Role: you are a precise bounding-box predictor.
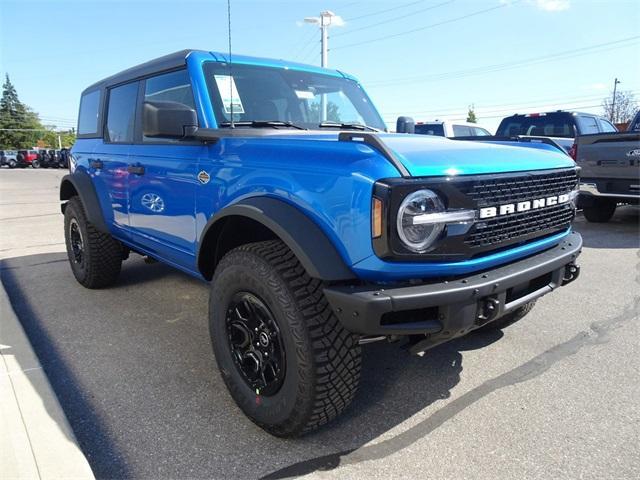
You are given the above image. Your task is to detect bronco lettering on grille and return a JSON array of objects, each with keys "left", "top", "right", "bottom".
[{"left": 479, "top": 193, "right": 570, "bottom": 219}]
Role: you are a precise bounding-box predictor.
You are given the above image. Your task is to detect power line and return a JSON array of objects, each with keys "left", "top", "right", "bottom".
[
  {"left": 343, "top": 0, "right": 426, "bottom": 22},
  {"left": 366, "top": 36, "right": 640, "bottom": 87},
  {"left": 333, "top": 0, "right": 455, "bottom": 38},
  {"left": 333, "top": 0, "right": 522, "bottom": 50}
]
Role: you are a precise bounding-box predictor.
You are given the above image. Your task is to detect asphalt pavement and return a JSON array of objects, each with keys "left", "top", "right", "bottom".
[{"left": 1, "top": 169, "right": 639, "bottom": 479}]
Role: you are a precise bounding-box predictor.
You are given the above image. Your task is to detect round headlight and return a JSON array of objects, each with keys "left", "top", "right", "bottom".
[{"left": 397, "top": 189, "right": 445, "bottom": 252}]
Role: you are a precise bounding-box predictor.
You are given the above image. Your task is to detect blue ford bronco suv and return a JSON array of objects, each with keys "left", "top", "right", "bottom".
[{"left": 61, "top": 50, "right": 582, "bottom": 436}]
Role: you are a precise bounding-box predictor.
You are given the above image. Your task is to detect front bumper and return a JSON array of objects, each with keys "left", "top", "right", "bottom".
[{"left": 324, "top": 232, "right": 582, "bottom": 348}]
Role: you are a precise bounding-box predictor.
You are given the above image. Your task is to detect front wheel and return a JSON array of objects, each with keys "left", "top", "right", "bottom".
[
  {"left": 63, "top": 197, "right": 124, "bottom": 288},
  {"left": 582, "top": 198, "right": 616, "bottom": 223},
  {"left": 209, "top": 240, "right": 362, "bottom": 437},
  {"left": 31, "top": 160, "right": 40, "bottom": 168},
  {"left": 8, "top": 160, "right": 17, "bottom": 168}
]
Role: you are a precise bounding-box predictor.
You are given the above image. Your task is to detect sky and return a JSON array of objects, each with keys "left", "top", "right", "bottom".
[{"left": 1, "top": 0, "right": 639, "bottom": 132}]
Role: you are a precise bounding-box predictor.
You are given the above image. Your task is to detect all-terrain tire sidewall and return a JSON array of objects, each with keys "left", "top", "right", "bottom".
[
  {"left": 31, "top": 160, "right": 40, "bottom": 168},
  {"left": 63, "top": 197, "right": 122, "bottom": 288},
  {"left": 210, "top": 253, "right": 314, "bottom": 432},
  {"left": 209, "top": 241, "right": 361, "bottom": 437},
  {"left": 9, "top": 160, "right": 16, "bottom": 168}
]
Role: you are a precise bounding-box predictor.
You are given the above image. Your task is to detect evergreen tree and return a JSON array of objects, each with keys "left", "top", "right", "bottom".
[
  {"left": 466, "top": 104, "right": 477, "bottom": 123},
  {"left": 0, "top": 74, "right": 43, "bottom": 148}
]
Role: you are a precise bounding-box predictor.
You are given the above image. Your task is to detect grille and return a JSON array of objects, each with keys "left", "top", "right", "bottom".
[
  {"left": 461, "top": 169, "right": 578, "bottom": 207},
  {"left": 466, "top": 204, "right": 574, "bottom": 248}
]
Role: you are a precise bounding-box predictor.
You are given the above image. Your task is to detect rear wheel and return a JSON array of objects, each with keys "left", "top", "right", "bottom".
[
  {"left": 485, "top": 300, "right": 536, "bottom": 330},
  {"left": 209, "top": 240, "right": 361, "bottom": 437},
  {"left": 31, "top": 159, "right": 40, "bottom": 168},
  {"left": 8, "top": 160, "right": 16, "bottom": 169},
  {"left": 63, "top": 197, "right": 123, "bottom": 288},
  {"left": 582, "top": 198, "right": 616, "bottom": 223}
]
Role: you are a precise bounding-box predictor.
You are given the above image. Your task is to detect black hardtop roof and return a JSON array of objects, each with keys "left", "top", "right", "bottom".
[{"left": 83, "top": 49, "right": 205, "bottom": 93}]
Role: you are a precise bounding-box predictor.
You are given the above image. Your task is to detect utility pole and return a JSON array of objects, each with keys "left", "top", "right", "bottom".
[
  {"left": 303, "top": 11, "right": 340, "bottom": 120},
  {"left": 611, "top": 78, "right": 621, "bottom": 122},
  {"left": 57, "top": 134, "right": 62, "bottom": 149}
]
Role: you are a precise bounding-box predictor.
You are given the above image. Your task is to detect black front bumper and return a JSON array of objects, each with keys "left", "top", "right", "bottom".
[{"left": 324, "top": 232, "right": 582, "bottom": 348}]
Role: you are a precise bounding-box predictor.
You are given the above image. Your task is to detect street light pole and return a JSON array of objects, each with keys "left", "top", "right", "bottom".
[
  {"left": 303, "top": 11, "right": 340, "bottom": 121},
  {"left": 611, "top": 77, "right": 621, "bottom": 122}
]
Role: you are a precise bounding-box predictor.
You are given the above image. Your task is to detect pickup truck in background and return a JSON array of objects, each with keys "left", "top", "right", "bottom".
[
  {"left": 413, "top": 120, "right": 491, "bottom": 138},
  {"left": 573, "top": 131, "right": 640, "bottom": 222},
  {"left": 495, "top": 111, "right": 618, "bottom": 153}
]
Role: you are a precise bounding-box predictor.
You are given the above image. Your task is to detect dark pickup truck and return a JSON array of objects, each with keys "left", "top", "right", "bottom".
[{"left": 574, "top": 132, "right": 640, "bottom": 222}]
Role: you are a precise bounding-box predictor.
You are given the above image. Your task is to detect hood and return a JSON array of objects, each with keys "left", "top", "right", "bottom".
[{"left": 376, "top": 133, "right": 575, "bottom": 177}]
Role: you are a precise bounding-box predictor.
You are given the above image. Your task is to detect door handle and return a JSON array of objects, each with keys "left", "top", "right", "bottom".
[
  {"left": 89, "top": 159, "right": 103, "bottom": 169},
  {"left": 127, "top": 164, "right": 145, "bottom": 175}
]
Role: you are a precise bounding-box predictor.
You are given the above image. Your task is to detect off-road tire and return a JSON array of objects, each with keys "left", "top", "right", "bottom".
[
  {"left": 63, "top": 196, "right": 123, "bottom": 288},
  {"left": 31, "top": 159, "right": 40, "bottom": 168},
  {"left": 485, "top": 300, "right": 536, "bottom": 330},
  {"left": 209, "top": 240, "right": 362, "bottom": 437},
  {"left": 8, "top": 160, "right": 16, "bottom": 168},
  {"left": 582, "top": 199, "right": 616, "bottom": 223}
]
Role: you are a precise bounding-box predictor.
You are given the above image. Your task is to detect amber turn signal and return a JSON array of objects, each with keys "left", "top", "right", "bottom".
[{"left": 372, "top": 198, "right": 383, "bottom": 238}]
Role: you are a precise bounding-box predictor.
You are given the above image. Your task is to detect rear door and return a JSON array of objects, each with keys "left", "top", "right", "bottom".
[
  {"left": 127, "top": 69, "right": 205, "bottom": 269},
  {"left": 91, "top": 81, "right": 139, "bottom": 237}
]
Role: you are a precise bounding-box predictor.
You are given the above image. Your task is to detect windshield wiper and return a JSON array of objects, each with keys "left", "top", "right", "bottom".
[
  {"left": 318, "top": 122, "right": 380, "bottom": 132},
  {"left": 219, "top": 120, "right": 307, "bottom": 130}
]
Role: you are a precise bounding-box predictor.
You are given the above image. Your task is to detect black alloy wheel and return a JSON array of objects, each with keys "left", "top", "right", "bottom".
[
  {"left": 225, "top": 292, "right": 286, "bottom": 396},
  {"left": 69, "top": 217, "right": 84, "bottom": 266}
]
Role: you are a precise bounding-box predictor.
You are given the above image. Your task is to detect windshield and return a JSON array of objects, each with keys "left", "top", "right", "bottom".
[
  {"left": 496, "top": 113, "right": 576, "bottom": 138},
  {"left": 203, "top": 62, "right": 386, "bottom": 131}
]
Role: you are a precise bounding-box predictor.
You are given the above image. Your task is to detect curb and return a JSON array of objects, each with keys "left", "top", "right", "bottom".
[{"left": 0, "top": 281, "right": 94, "bottom": 479}]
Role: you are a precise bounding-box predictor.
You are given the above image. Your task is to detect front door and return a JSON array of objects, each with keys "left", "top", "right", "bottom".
[{"left": 127, "top": 69, "right": 204, "bottom": 269}]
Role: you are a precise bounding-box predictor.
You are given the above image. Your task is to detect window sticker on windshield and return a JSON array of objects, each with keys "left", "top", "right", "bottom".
[
  {"left": 295, "top": 90, "right": 315, "bottom": 100},
  {"left": 214, "top": 75, "right": 245, "bottom": 114}
]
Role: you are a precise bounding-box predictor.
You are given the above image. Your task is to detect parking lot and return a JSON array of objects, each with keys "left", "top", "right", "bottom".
[{"left": 1, "top": 168, "right": 639, "bottom": 479}]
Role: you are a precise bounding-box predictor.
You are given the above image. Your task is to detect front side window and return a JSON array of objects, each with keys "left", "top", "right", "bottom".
[
  {"left": 203, "top": 62, "right": 386, "bottom": 130},
  {"left": 78, "top": 90, "right": 101, "bottom": 135},
  {"left": 576, "top": 116, "right": 599, "bottom": 134},
  {"left": 452, "top": 125, "right": 472, "bottom": 137},
  {"left": 472, "top": 127, "right": 490, "bottom": 136},
  {"left": 597, "top": 118, "right": 617, "bottom": 133},
  {"left": 106, "top": 82, "right": 138, "bottom": 143},
  {"left": 143, "top": 69, "right": 196, "bottom": 140}
]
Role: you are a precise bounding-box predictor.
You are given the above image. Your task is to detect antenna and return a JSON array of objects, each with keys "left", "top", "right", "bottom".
[{"left": 227, "top": 0, "right": 234, "bottom": 128}]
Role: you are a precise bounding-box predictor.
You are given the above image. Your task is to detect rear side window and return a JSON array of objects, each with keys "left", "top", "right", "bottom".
[
  {"left": 597, "top": 118, "right": 617, "bottom": 133},
  {"left": 576, "top": 116, "right": 599, "bottom": 134},
  {"left": 78, "top": 90, "right": 101, "bottom": 135},
  {"left": 452, "top": 125, "right": 472, "bottom": 137},
  {"left": 106, "top": 82, "right": 138, "bottom": 143},
  {"left": 414, "top": 124, "right": 444, "bottom": 136}
]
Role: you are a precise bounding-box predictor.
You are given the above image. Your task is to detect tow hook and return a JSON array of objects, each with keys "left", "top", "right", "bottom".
[
  {"left": 562, "top": 263, "right": 580, "bottom": 285},
  {"left": 476, "top": 297, "right": 500, "bottom": 325}
]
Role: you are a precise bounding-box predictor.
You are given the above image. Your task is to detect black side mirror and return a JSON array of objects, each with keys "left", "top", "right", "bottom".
[
  {"left": 143, "top": 101, "right": 198, "bottom": 138},
  {"left": 396, "top": 116, "right": 415, "bottom": 134}
]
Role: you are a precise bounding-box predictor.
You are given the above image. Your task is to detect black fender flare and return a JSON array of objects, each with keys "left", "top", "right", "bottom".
[
  {"left": 59, "top": 171, "right": 109, "bottom": 232},
  {"left": 197, "top": 197, "right": 356, "bottom": 282}
]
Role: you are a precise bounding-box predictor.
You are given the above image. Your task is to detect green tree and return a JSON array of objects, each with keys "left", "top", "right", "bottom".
[
  {"left": 466, "top": 104, "right": 477, "bottom": 123},
  {"left": 0, "top": 74, "right": 44, "bottom": 148},
  {"left": 310, "top": 101, "right": 341, "bottom": 123}
]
